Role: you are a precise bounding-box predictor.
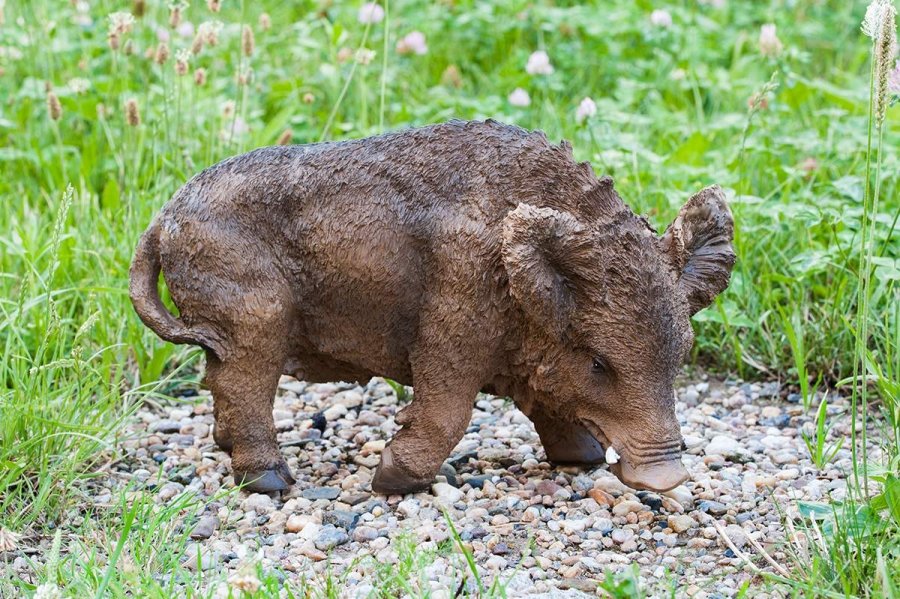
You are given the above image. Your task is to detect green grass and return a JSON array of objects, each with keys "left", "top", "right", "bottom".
[{"left": 0, "top": 0, "right": 898, "bottom": 596}]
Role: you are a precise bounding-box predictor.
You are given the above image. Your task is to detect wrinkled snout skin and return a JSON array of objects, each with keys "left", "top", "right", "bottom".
[{"left": 129, "top": 120, "right": 736, "bottom": 495}]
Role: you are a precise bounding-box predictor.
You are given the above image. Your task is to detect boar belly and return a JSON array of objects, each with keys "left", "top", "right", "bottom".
[{"left": 293, "top": 225, "right": 425, "bottom": 384}]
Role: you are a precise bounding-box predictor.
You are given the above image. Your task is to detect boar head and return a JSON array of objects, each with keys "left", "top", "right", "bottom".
[{"left": 501, "top": 183, "right": 735, "bottom": 492}]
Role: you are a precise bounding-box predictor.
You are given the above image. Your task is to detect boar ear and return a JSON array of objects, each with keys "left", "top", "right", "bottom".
[
  {"left": 501, "top": 204, "right": 592, "bottom": 337},
  {"left": 660, "top": 186, "right": 736, "bottom": 315}
]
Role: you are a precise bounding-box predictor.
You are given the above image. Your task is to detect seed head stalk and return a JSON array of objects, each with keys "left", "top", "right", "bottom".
[
  {"left": 29, "top": 185, "right": 74, "bottom": 400},
  {"left": 852, "top": 0, "right": 896, "bottom": 501},
  {"left": 849, "top": 45, "right": 875, "bottom": 504},
  {"left": 45, "top": 89, "right": 68, "bottom": 184},
  {"left": 858, "top": 68, "right": 892, "bottom": 499}
]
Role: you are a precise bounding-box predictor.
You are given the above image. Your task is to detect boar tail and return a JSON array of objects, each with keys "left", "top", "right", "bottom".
[{"left": 129, "top": 221, "right": 229, "bottom": 360}]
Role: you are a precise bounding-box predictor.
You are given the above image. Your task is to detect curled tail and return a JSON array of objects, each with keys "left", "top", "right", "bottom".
[{"left": 129, "top": 221, "right": 229, "bottom": 360}]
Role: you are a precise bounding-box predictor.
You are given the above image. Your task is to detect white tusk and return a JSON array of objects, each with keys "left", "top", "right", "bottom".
[{"left": 605, "top": 446, "right": 620, "bottom": 464}]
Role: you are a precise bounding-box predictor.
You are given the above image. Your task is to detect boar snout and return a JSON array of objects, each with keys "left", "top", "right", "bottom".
[
  {"left": 583, "top": 419, "right": 689, "bottom": 492},
  {"left": 610, "top": 454, "right": 689, "bottom": 493}
]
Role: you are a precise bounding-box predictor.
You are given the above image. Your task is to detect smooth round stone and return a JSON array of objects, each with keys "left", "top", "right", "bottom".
[
  {"left": 698, "top": 500, "right": 728, "bottom": 516},
  {"left": 397, "top": 499, "right": 420, "bottom": 518},
  {"left": 612, "top": 500, "right": 645, "bottom": 517},
  {"left": 314, "top": 525, "right": 350, "bottom": 551},
  {"left": 668, "top": 515, "right": 696, "bottom": 533},
  {"left": 190, "top": 515, "right": 219, "bottom": 540},
  {"left": 432, "top": 482, "right": 463, "bottom": 504},
  {"left": 303, "top": 487, "right": 341, "bottom": 501},
  {"left": 534, "top": 480, "right": 560, "bottom": 496},
  {"left": 150, "top": 420, "right": 181, "bottom": 434},
  {"left": 158, "top": 482, "right": 183, "bottom": 502},
  {"left": 611, "top": 528, "right": 634, "bottom": 544},
  {"left": 241, "top": 493, "right": 275, "bottom": 515}
]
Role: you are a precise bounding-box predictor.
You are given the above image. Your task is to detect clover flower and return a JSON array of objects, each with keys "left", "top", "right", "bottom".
[
  {"left": 525, "top": 50, "right": 553, "bottom": 75},
  {"left": 508, "top": 87, "right": 531, "bottom": 107},
  {"left": 800, "top": 157, "right": 819, "bottom": 175},
  {"left": 759, "top": 24, "right": 783, "bottom": 56},
  {"left": 650, "top": 9, "right": 672, "bottom": 28},
  {"left": 337, "top": 47, "right": 353, "bottom": 63},
  {"left": 358, "top": 3, "right": 385, "bottom": 24},
  {"left": 177, "top": 21, "right": 195, "bottom": 38},
  {"left": 397, "top": 31, "right": 427, "bottom": 55},
  {"left": 232, "top": 117, "right": 249, "bottom": 136},
  {"left": 576, "top": 97, "right": 597, "bottom": 123}
]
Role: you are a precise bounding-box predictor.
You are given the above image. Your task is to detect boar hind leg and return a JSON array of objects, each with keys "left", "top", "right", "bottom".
[
  {"left": 205, "top": 349, "right": 294, "bottom": 493},
  {"left": 210, "top": 360, "right": 234, "bottom": 452},
  {"left": 530, "top": 407, "right": 605, "bottom": 465}
]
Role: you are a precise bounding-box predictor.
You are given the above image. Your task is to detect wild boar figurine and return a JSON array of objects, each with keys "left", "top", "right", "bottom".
[{"left": 130, "top": 120, "right": 735, "bottom": 495}]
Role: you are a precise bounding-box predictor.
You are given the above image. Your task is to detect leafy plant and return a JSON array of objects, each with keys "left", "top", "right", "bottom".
[
  {"left": 802, "top": 392, "right": 845, "bottom": 468},
  {"left": 598, "top": 564, "right": 646, "bottom": 599},
  {"left": 383, "top": 378, "right": 410, "bottom": 403}
]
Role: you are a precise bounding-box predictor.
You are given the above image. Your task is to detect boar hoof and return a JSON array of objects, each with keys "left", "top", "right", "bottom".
[
  {"left": 371, "top": 446, "right": 432, "bottom": 495},
  {"left": 236, "top": 463, "right": 296, "bottom": 493}
]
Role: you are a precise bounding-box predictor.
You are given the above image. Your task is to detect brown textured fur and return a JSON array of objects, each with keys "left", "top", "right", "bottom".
[{"left": 129, "top": 120, "right": 735, "bottom": 494}]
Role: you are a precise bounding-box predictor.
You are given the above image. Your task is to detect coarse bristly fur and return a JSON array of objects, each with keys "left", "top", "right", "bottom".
[{"left": 129, "top": 119, "right": 736, "bottom": 494}]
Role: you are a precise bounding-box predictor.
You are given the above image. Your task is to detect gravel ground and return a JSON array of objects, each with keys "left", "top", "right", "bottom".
[{"left": 29, "top": 374, "right": 878, "bottom": 596}]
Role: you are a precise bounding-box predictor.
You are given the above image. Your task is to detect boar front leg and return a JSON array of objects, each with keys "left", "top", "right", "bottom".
[
  {"left": 371, "top": 282, "right": 495, "bottom": 494},
  {"left": 530, "top": 405, "right": 606, "bottom": 465},
  {"left": 371, "top": 372, "right": 480, "bottom": 495}
]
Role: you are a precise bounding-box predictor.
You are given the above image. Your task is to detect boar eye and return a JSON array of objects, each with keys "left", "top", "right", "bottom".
[{"left": 592, "top": 357, "right": 610, "bottom": 374}]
